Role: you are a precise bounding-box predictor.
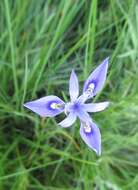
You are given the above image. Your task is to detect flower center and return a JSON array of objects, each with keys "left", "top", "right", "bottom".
[
  {"left": 64, "top": 101, "right": 83, "bottom": 115},
  {"left": 73, "top": 102, "right": 81, "bottom": 110}
]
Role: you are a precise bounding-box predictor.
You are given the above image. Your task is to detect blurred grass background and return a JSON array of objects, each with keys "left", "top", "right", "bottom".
[{"left": 0, "top": 0, "right": 138, "bottom": 189}]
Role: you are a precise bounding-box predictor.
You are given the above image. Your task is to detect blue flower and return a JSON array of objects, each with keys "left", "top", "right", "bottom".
[{"left": 24, "top": 58, "right": 109, "bottom": 155}]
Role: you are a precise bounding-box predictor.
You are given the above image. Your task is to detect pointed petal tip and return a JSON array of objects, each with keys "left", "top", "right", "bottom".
[
  {"left": 71, "top": 69, "right": 75, "bottom": 73},
  {"left": 85, "top": 140, "right": 101, "bottom": 156},
  {"left": 104, "top": 101, "right": 110, "bottom": 109},
  {"left": 58, "top": 113, "right": 77, "bottom": 128},
  {"left": 23, "top": 101, "right": 34, "bottom": 109},
  {"left": 71, "top": 69, "right": 76, "bottom": 77},
  {"left": 98, "top": 150, "right": 101, "bottom": 156},
  {"left": 88, "top": 141, "right": 101, "bottom": 156},
  {"left": 103, "top": 57, "right": 109, "bottom": 66},
  {"left": 106, "top": 101, "right": 110, "bottom": 107},
  {"left": 103, "top": 101, "right": 110, "bottom": 108},
  {"left": 94, "top": 147, "right": 101, "bottom": 156},
  {"left": 58, "top": 121, "right": 71, "bottom": 128},
  {"left": 23, "top": 102, "right": 36, "bottom": 112},
  {"left": 23, "top": 102, "right": 30, "bottom": 108},
  {"left": 105, "top": 56, "right": 110, "bottom": 61}
]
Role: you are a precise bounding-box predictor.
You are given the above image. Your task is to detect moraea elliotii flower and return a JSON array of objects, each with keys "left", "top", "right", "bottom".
[{"left": 24, "top": 58, "right": 109, "bottom": 155}]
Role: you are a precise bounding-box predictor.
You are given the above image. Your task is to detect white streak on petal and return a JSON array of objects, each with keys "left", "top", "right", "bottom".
[
  {"left": 84, "top": 102, "right": 109, "bottom": 112},
  {"left": 58, "top": 113, "right": 77, "bottom": 128},
  {"left": 69, "top": 70, "right": 79, "bottom": 102}
]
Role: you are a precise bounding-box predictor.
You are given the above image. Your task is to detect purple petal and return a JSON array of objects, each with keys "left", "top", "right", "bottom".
[
  {"left": 58, "top": 113, "right": 77, "bottom": 127},
  {"left": 24, "top": 95, "right": 64, "bottom": 117},
  {"left": 77, "top": 93, "right": 89, "bottom": 104},
  {"left": 83, "top": 57, "right": 109, "bottom": 97},
  {"left": 77, "top": 109, "right": 92, "bottom": 123},
  {"left": 80, "top": 121, "right": 101, "bottom": 155},
  {"left": 84, "top": 102, "right": 109, "bottom": 112},
  {"left": 69, "top": 70, "right": 79, "bottom": 102}
]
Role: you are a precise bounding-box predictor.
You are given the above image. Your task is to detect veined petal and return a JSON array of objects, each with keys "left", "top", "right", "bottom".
[
  {"left": 80, "top": 121, "right": 101, "bottom": 155},
  {"left": 24, "top": 95, "right": 64, "bottom": 117},
  {"left": 58, "top": 113, "right": 77, "bottom": 128},
  {"left": 69, "top": 70, "right": 79, "bottom": 102},
  {"left": 83, "top": 57, "right": 109, "bottom": 98},
  {"left": 84, "top": 102, "right": 109, "bottom": 112}
]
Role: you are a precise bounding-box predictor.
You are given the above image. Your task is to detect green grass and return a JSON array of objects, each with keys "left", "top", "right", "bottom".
[{"left": 0, "top": 0, "right": 138, "bottom": 189}]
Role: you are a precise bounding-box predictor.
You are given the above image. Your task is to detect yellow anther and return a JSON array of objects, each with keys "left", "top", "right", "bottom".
[
  {"left": 50, "top": 103, "right": 62, "bottom": 109},
  {"left": 87, "top": 83, "right": 95, "bottom": 93},
  {"left": 82, "top": 121, "right": 92, "bottom": 133}
]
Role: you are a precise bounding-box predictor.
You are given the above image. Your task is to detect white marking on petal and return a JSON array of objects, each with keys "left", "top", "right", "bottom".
[
  {"left": 69, "top": 70, "right": 79, "bottom": 102},
  {"left": 87, "top": 83, "right": 95, "bottom": 93},
  {"left": 50, "top": 103, "right": 64, "bottom": 109},
  {"left": 82, "top": 121, "right": 92, "bottom": 133},
  {"left": 50, "top": 103, "right": 58, "bottom": 109},
  {"left": 58, "top": 113, "right": 77, "bottom": 128}
]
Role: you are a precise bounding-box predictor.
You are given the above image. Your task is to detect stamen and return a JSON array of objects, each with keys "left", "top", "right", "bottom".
[
  {"left": 51, "top": 103, "right": 63, "bottom": 109},
  {"left": 87, "top": 83, "right": 95, "bottom": 93},
  {"left": 82, "top": 122, "right": 92, "bottom": 133}
]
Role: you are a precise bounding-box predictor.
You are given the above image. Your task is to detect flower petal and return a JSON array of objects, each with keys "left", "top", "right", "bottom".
[
  {"left": 80, "top": 121, "right": 101, "bottom": 155},
  {"left": 77, "top": 109, "right": 92, "bottom": 123},
  {"left": 84, "top": 102, "right": 109, "bottom": 112},
  {"left": 83, "top": 57, "right": 109, "bottom": 97},
  {"left": 24, "top": 95, "right": 64, "bottom": 117},
  {"left": 77, "top": 93, "right": 89, "bottom": 104},
  {"left": 58, "top": 113, "right": 77, "bottom": 128},
  {"left": 69, "top": 70, "right": 79, "bottom": 102}
]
